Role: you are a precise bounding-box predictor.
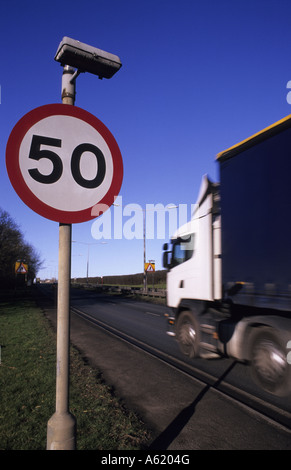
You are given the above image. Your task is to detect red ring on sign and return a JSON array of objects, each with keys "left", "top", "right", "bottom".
[{"left": 6, "top": 104, "right": 123, "bottom": 223}]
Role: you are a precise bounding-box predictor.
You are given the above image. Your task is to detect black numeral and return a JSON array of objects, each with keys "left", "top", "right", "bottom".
[
  {"left": 28, "top": 135, "right": 63, "bottom": 184},
  {"left": 28, "top": 135, "right": 106, "bottom": 188},
  {"left": 71, "top": 143, "right": 106, "bottom": 189}
]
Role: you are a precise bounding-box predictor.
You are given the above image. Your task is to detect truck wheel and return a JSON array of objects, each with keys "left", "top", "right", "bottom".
[
  {"left": 176, "top": 311, "right": 200, "bottom": 358},
  {"left": 251, "top": 327, "right": 291, "bottom": 396}
]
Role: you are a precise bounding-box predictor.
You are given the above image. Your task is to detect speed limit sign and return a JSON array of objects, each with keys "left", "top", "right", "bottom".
[{"left": 6, "top": 104, "right": 123, "bottom": 223}]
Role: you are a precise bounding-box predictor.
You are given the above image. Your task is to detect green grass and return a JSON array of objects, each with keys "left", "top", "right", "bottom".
[{"left": 0, "top": 293, "right": 150, "bottom": 450}]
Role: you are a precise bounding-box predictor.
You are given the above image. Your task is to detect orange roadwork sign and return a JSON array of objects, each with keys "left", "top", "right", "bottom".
[
  {"left": 145, "top": 262, "right": 155, "bottom": 272},
  {"left": 15, "top": 262, "right": 28, "bottom": 274}
]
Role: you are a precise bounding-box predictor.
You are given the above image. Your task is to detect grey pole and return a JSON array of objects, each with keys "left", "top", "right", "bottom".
[
  {"left": 143, "top": 209, "right": 147, "bottom": 292},
  {"left": 47, "top": 66, "right": 77, "bottom": 450}
]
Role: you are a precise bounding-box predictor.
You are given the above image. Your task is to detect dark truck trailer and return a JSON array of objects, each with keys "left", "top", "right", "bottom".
[
  {"left": 218, "top": 115, "right": 291, "bottom": 312},
  {"left": 163, "top": 115, "right": 291, "bottom": 396}
]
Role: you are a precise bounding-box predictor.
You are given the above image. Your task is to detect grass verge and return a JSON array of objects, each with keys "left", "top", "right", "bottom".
[{"left": 0, "top": 291, "right": 150, "bottom": 450}]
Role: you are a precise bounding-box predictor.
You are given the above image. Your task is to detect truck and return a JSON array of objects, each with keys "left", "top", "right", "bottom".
[{"left": 162, "top": 114, "right": 291, "bottom": 397}]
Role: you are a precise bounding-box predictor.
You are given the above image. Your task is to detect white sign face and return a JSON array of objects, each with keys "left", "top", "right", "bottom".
[{"left": 6, "top": 104, "right": 123, "bottom": 223}]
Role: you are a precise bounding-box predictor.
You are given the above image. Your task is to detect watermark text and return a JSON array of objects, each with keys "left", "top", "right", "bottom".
[{"left": 91, "top": 196, "right": 196, "bottom": 241}]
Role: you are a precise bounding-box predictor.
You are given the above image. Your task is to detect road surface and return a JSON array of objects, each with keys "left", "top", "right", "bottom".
[{"left": 38, "top": 285, "right": 291, "bottom": 450}]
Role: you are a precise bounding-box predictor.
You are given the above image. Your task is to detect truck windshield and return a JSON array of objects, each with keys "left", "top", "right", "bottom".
[{"left": 171, "top": 233, "right": 195, "bottom": 267}]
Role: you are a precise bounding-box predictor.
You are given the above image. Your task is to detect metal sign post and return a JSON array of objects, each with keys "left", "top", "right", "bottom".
[
  {"left": 47, "top": 66, "right": 76, "bottom": 450},
  {"left": 5, "top": 39, "right": 123, "bottom": 451}
]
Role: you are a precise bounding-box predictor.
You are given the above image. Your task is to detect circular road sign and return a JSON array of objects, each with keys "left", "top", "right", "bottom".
[{"left": 6, "top": 104, "right": 123, "bottom": 223}]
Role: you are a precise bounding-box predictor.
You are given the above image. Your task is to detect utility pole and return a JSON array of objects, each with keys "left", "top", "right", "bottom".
[
  {"left": 47, "top": 66, "right": 77, "bottom": 450},
  {"left": 143, "top": 209, "right": 147, "bottom": 292}
]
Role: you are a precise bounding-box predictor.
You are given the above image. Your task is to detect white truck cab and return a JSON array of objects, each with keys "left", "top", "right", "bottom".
[{"left": 165, "top": 175, "right": 221, "bottom": 309}]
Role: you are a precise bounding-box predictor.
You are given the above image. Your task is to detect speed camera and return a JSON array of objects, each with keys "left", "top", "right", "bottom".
[{"left": 55, "top": 37, "right": 122, "bottom": 79}]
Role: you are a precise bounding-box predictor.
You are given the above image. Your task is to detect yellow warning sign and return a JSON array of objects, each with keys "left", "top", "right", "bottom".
[
  {"left": 15, "top": 262, "right": 28, "bottom": 274},
  {"left": 145, "top": 262, "right": 155, "bottom": 272}
]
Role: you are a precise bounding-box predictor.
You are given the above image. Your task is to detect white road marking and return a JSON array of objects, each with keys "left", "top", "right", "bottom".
[{"left": 145, "top": 311, "right": 160, "bottom": 317}]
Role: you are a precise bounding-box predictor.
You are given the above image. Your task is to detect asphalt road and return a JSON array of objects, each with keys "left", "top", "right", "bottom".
[{"left": 38, "top": 285, "right": 291, "bottom": 450}]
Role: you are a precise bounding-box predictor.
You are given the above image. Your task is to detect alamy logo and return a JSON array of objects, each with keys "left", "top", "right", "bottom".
[
  {"left": 91, "top": 196, "right": 197, "bottom": 241},
  {"left": 287, "top": 340, "right": 291, "bottom": 364},
  {"left": 286, "top": 81, "right": 291, "bottom": 104}
]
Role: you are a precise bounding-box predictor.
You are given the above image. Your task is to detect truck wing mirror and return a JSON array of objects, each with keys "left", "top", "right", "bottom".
[{"left": 163, "top": 251, "right": 169, "bottom": 269}]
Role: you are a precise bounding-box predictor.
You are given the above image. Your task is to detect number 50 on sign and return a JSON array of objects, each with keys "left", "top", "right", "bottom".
[{"left": 6, "top": 104, "right": 123, "bottom": 224}]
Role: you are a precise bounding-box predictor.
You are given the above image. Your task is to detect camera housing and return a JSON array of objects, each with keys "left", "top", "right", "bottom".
[{"left": 55, "top": 37, "right": 122, "bottom": 79}]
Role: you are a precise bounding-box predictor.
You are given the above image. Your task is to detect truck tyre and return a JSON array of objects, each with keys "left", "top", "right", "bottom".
[
  {"left": 250, "top": 327, "right": 291, "bottom": 396},
  {"left": 176, "top": 310, "right": 200, "bottom": 358}
]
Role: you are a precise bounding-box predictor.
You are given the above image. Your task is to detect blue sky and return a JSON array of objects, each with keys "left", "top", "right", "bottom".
[{"left": 1, "top": 0, "right": 291, "bottom": 280}]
